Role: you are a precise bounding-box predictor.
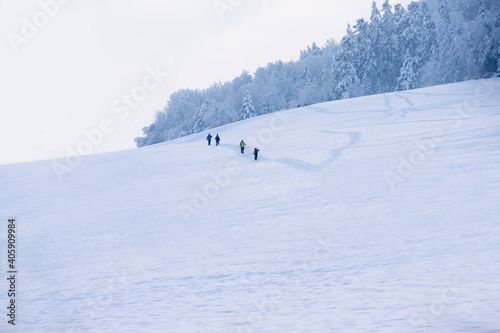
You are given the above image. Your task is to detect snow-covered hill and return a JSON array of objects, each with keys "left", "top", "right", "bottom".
[{"left": 2, "top": 79, "right": 500, "bottom": 332}]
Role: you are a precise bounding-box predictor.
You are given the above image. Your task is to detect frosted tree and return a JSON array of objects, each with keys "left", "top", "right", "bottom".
[
  {"left": 477, "top": 3, "right": 500, "bottom": 76},
  {"left": 371, "top": 1, "right": 381, "bottom": 22},
  {"left": 298, "top": 65, "right": 321, "bottom": 107},
  {"left": 418, "top": 2, "right": 437, "bottom": 64},
  {"left": 261, "top": 101, "right": 271, "bottom": 115},
  {"left": 379, "top": 0, "right": 397, "bottom": 91},
  {"left": 409, "top": 3, "right": 423, "bottom": 49},
  {"left": 490, "top": 21, "right": 500, "bottom": 75},
  {"left": 384, "top": 3, "right": 409, "bottom": 90},
  {"left": 354, "top": 17, "right": 377, "bottom": 95},
  {"left": 393, "top": 4, "right": 409, "bottom": 54},
  {"left": 309, "top": 42, "right": 321, "bottom": 56},
  {"left": 381, "top": 0, "right": 393, "bottom": 21},
  {"left": 438, "top": 0, "right": 451, "bottom": 27},
  {"left": 370, "top": 2, "right": 382, "bottom": 85},
  {"left": 397, "top": 53, "right": 418, "bottom": 91},
  {"left": 208, "top": 104, "right": 229, "bottom": 129},
  {"left": 239, "top": 91, "right": 257, "bottom": 120},
  {"left": 214, "top": 105, "right": 221, "bottom": 122},
  {"left": 436, "top": 0, "right": 466, "bottom": 83},
  {"left": 300, "top": 42, "right": 322, "bottom": 59},
  {"left": 334, "top": 59, "right": 360, "bottom": 100},
  {"left": 332, "top": 24, "right": 361, "bottom": 99},
  {"left": 301, "top": 65, "right": 312, "bottom": 85},
  {"left": 396, "top": 2, "right": 437, "bottom": 88},
  {"left": 317, "top": 61, "right": 336, "bottom": 102},
  {"left": 192, "top": 102, "right": 209, "bottom": 134},
  {"left": 232, "top": 70, "right": 252, "bottom": 89},
  {"left": 134, "top": 111, "right": 170, "bottom": 147}
]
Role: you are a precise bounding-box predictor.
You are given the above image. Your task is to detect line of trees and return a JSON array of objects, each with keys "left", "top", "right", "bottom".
[{"left": 135, "top": 0, "right": 500, "bottom": 147}]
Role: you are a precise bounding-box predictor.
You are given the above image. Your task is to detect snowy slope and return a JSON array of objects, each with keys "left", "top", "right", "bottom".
[{"left": 1, "top": 79, "right": 500, "bottom": 333}]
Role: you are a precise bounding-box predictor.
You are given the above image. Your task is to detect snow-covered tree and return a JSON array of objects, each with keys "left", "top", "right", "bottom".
[
  {"left": 382, "top": 0, "right": 393, "bottom": 21},
  {"left": 397, "top": 53, "right": 418, "bottom": 91},
  {"left": 418, "top": 2, "right": 437, "bottom": 64},
  {"left": 332, "top": 24, "right": 362, "bottom": 99},
  {"left": 435, "top": 0, "right": 467, "bottom": 83},
  {"left": 378, "top": 0, "right": 398, "bottom": 91},
  {"left": 354, "top": 17, "right": 378, "bottom": 95},
  {"left": 371, "top": 1, "right": 381, "bottom": 23},
  {"left": 300, "top": 42, "right": 322, "bottom": 59},
  {"left": 477, "top": 3, "right": 500, "bottom": 76},
  {"left": 239, "top": 91, "right": 257, "bottom": 120},
  {"left": 192, "top": 102, "right": 208, "bottom": 134}
]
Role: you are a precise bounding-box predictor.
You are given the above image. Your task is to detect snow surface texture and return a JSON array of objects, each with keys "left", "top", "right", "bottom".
[{"left": 2, "top": 79, "right": 500, "bottom": 332}]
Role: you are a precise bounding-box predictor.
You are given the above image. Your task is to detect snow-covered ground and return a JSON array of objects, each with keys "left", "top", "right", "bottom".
[{"left": 2, "top": 79, "right": 500, "bottom": 332}]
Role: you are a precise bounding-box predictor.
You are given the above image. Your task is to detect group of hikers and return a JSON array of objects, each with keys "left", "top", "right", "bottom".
[
  {"left": 206, "top": 133, "right": 260, "bottom": 160},
  {"left": 206, "top": 133, "right": 220, "bottom": 146}
]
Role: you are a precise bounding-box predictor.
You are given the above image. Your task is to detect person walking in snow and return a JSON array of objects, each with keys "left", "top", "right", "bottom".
[
  {"left": 253, "top": 148, "right": 260, "bottom": 160},
  {"left": 215, "top": 134, "right": 220, "bottom": 146},
  {"left": 239, "top": 140, "right": 246, "bottom": 154},
  {"left": 207, "top": 133, "right": 212, "bottom": 146}
]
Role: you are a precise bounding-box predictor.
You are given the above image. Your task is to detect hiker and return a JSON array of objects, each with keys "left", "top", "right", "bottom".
[
  {"left": 207, "top": 133, "right": 212, "bottom": 146},
  {"left": 215, "top": 134, "right": 220, "bottom": 146},
  {"left": 239, "top": 140, "right": 246, "bottom": 154},
  {"left": 253, "top": 148, "right": 260, "bottom": 160}
]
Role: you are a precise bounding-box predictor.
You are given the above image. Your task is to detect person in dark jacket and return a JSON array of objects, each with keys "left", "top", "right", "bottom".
[
  {"left": 253, "top": 148, "right": 260, "bottom": 160},
  {"left": 207, "top": 133, "right": 212, "bottom": 146},
  {"left": 239, "top": 140, "right": 246, "bottom": 154},
  {"left": 215, "top": 134, "right": 220, "bottom": 146}
]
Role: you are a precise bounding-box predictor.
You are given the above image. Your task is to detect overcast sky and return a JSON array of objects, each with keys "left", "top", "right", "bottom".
[{"left": 0, "top": 0, "right": 413, "bottom": 165}]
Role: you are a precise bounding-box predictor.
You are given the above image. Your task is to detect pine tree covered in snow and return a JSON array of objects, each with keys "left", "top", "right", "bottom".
[
  {"left": 397, "top": 53, "right": 418, "bottom": 90},
  {"left": 436, "top": 0, "right": 466, "bottom": 83},
  {"left": 367, "top": 1, "right": 383, "bottom": 94},
  {"left": 333, "top": 24, "right": 361, "bottom": 100},
  {"left": 239, "top": 91, "right": 257, "bottom": 120},
  {"left": 192, "top": 102, "right": 209, "bottom": 134},
  {"left": 476, "top": 3, "right": 500, "bottom": 75},
  {"left": 379, "top": 0, "right": 398, "bottom": 91}
]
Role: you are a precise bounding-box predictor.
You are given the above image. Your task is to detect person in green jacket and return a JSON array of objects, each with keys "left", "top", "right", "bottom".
[{"left": 239, "top": 140, "right": 246, "bottom": 154}]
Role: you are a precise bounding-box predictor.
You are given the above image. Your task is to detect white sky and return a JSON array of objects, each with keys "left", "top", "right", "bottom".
[{"left": 0, "top": 0, "right": 413, "bottom": 165}]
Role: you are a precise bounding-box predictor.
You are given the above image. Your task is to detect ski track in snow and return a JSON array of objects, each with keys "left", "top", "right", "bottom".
[
  {"left": 271, "top": 130, "right": 362, "bottom": 172},
  {"left": 1, "top": 79, "right": 500, "bottom": 333}
]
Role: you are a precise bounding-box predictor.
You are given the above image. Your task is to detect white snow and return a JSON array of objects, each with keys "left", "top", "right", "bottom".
[{"left": 1, "top": 78, "right": 500, "bottom": 332}]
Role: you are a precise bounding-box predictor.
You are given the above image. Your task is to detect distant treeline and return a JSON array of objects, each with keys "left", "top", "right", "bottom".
[{"left": 135, "top": 0, "right": 500, "bottom": 147}]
